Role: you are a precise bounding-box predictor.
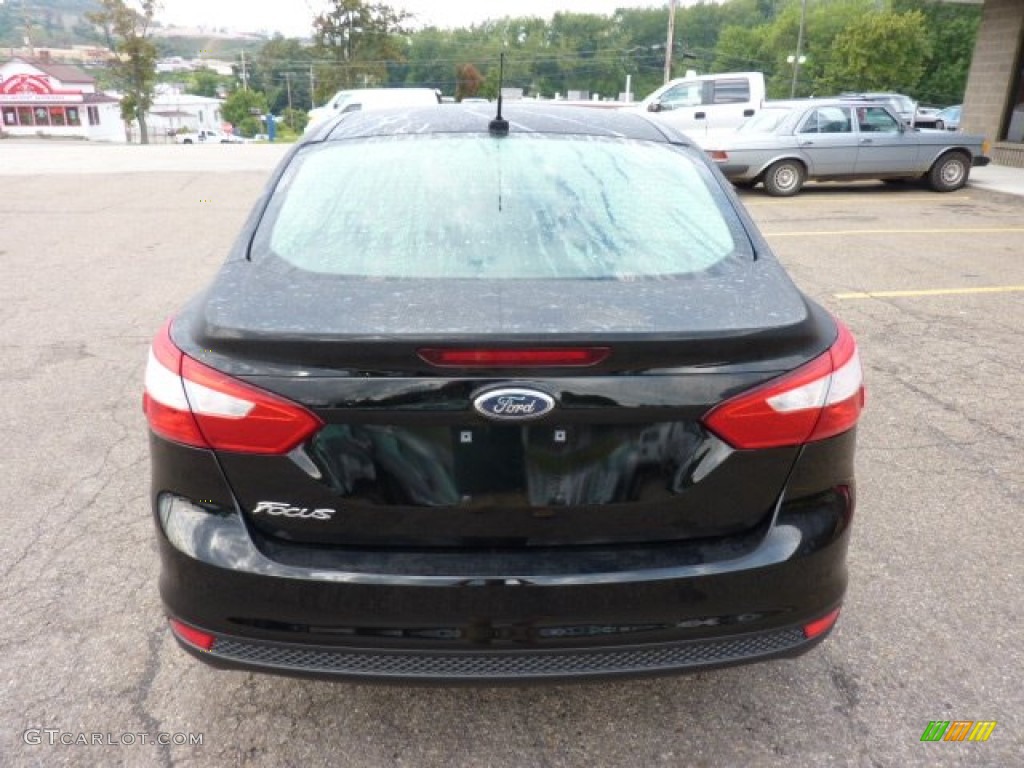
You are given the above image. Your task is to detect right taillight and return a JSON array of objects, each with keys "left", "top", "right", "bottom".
[
  {"left": 703, "top": 321, "right": 864, "bottom": 449},
  {"left": 802, "top": 607, "right": 841, "bottom": 640},
  {"left": 143, "top": 319, "right": 322, "bottom": 454}
]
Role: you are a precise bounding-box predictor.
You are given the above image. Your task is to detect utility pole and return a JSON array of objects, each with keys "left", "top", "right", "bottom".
[
  {"left": 21, "top": 0, "right": 35, "bottom": 55},
  {"left": 790, "top": 0, "right": 807, "bottom": 98},
  {"left": 309, "top": 64, "right": 316, "bottom": 109},
  {"left": 663, "top": 0, "right": 677, "bottom": 85},
  {"left": 285, "top": 72, "right": 293, "bottom": 128},
  {"left": 240, "top": 50, "right": 248, "bottom": 91}
]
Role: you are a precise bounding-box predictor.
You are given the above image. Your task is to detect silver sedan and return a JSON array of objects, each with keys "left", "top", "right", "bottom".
[{"left": 706, "top": 100, "right": 990, "bottom": 196}]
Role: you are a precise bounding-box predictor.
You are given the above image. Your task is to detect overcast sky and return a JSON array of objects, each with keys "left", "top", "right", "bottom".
[{"left": 157, "top": 1, "right": 682, "bottom": 38}]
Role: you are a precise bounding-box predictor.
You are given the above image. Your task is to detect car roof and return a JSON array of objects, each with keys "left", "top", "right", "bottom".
[
  {"left": 763, "top": 97, "right": 901, "bottom": 111},
  {"left": 839, "top": 91, "right": 911, "bottom": 100},
  {"left": 309, "top": 103, "right": 692, "bottom": 145}
]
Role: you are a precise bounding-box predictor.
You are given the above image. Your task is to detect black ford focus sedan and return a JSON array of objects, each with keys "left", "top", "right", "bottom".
[{"left": 144, "top": 103, "right": 864, "bottom": 682}]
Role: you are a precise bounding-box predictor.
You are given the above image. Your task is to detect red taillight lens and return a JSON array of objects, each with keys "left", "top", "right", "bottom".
[
  {"left": 707, "top": 150, "right": 729, "bottom": 161},
  {"left": 143, "top": 319, "right": 322, "bottom": 454},
  {"left": 418, "top": 347, "right": 610, "bottom": 368},
  {"left": 703, "top": 321, "right": 864, "bottom": 449},
  {"left": 802, "top": 607, "right": 841, "bottom": 640},
  {"left": 168, "top": 618, "right": 215, "bottom": 651}
]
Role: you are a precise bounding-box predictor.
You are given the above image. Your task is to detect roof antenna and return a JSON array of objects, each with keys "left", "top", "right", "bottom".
[{"left": 489, "top": 53, "right": 510, "bottom": 136}]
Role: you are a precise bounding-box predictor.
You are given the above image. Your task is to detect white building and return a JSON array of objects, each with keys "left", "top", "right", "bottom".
[
  {"left": 145, "top": 83, "right": 224, "bottom": 140},
  {"left": 0, "top": 57, "right": 123, "bottom": 142}
]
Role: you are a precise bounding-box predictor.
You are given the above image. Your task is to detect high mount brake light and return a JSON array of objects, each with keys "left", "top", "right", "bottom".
[
  {"left": 703, "top": 321, "right": 864, "bottom": 449},
  {"left": 418, "top": 347, "right": 610, "bottom": 368},
  {"left": 143, "top": 319, "right": 322, "bottom": 454}
]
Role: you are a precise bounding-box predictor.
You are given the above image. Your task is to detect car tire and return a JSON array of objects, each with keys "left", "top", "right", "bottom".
[
  {"left": 763, "top": 160, "right": 806, "bottom": 197},
  {"left": 927, "top": 151, "right": 970, "bottom": 193},
  {"left": 183, "top": 139, "right": 193, "bottom": 144}
]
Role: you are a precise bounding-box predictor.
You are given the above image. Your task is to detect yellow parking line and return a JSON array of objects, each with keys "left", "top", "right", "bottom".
[
  {"left": 745, "top": 195, "right": 971, "bottom": 206},
  {"left": 764, "top": 227, "right": 1024, "bottom": 237},
  {"left": 836, "top": 286, "right": 1024, "bottom": 300}
]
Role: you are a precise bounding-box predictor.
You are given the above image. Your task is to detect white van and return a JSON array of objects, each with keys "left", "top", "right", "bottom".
[
  {"left": 635, "top": 72, "right": 766, "bottom": 145},
  {"left": 306, "top": 87, "right": 441, "bottom": 132}
]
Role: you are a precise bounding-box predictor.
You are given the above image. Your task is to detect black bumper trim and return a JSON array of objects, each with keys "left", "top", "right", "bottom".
[{"left": 199, "top": 626, "right": 812, "bottom": 681}]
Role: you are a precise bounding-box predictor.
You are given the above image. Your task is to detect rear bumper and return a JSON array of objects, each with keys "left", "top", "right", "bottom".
[
  {"left": 156, "top": 480, "right": 853, "bottom": 682},
  {"left": 717, "top": 163, "right": 753, "bottom": 178}
]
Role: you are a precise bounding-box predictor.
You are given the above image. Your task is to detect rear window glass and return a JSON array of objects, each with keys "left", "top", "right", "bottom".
[
  {"left": 712, "top": 78, "right": 751, "bottom": 104},
  {"left": 252, "top": 134, "right": 748, "bottom": 279}
]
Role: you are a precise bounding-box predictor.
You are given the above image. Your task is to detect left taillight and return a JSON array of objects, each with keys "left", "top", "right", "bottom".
[
  {"left": 703, "top": 320, "right": 865, "bottom": 450},
  {"left": 143, "top": 319, "right": 322, "bottom": 454},
  {"left": 168, "top": 618, "right": 215, "bottom": 651}
]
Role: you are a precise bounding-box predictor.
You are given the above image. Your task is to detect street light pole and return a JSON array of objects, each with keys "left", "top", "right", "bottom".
[
  {"left": 664, "top": 0, "right": 677, "bottom": 85},
  {"left": 790, "top": 0, "right": 807, "bottom": 98}
]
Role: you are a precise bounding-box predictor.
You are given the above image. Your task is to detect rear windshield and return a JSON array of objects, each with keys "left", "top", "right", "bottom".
[{"left": 252, "top": 134, "right": 750, "bottom": 279}]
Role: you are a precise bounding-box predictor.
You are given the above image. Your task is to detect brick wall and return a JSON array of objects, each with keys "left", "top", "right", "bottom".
[{"left": 961, "top": 0, "right": 1024, "bottom": 163}]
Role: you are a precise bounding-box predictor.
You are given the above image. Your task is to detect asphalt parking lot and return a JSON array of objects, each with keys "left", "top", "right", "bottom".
[{"left": 1, "top": 142, "right": 1021, "bottom": 767}]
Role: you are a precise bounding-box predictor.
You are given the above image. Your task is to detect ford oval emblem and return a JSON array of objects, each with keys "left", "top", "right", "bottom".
[{"left": 473, "top": 388, "right": 556, "bottom": 421}]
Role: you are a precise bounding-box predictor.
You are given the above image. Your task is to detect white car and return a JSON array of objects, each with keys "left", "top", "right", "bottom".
[
  {"left": 305, "top": 88, "right": 442, "bottom": 133},
  {"left": 176, "top": 129, "right": 244, "bottom": 144}
]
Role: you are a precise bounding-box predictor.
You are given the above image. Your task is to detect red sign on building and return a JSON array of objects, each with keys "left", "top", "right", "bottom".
[{"left": 0, "top": 73, "right": 84, "bottom": 103}]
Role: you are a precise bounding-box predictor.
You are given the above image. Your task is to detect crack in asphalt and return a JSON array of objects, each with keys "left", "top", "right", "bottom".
[{"left": 133, "top": 626, "right": 174, "bottom": 768}]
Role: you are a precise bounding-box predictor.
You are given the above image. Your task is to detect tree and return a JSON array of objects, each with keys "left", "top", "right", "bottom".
[
  {"left": 616, "top": 8, "right": 674, "bottom": 99},
  {"left": 221, "top": 89, "right": 269, "bottom": 129},
  {"left": 821, "top": 10, "right": 931, "bottom": 94},
  {"left": 712, "top": 26, "right": 769, "bottom": 76},
  {"left": 187, "top": 68, "right": 224, "bottom": 99},
  {"left": 87, "top": 1, "right": 158, "bottom": 144},
  {"left": 455, "top": 63, "right": 484, "bottom": 101},
  {"left": 280, "top": 107, "right": 309, "bottom": 133},
  {"left": 547, "top": 13, "right": 627, "bottom": 99},
  {"left": 405, "top": 28, "right": 457, "bottom": 92},
  {"left": 313, "top": 0, "right": 411, "bottom": 98},
  {"left": 892, "top": 0, "right": 981, "bottom": 105},
  {"left": 252, "top": 35, "right": 316, "bottom": 114}
]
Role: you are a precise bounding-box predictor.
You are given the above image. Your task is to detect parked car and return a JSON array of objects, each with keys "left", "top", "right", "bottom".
[
  {"left": 145, "top": 103, "right": 864, "bottom": 683},
  {"left": 839, "top": 91, "right": 918, "bottom": 125},
  {"left": 305, "top": 87, "right": 442, "bottom": 132},
  {"left": 176, "top": 129, "right": 244, "bottom": 144},
  {"left": 706, "top": 99, "right": 990, "bottom": 196},
  {"left": 634, "top": 71, "right": 766, "bottom": 145},
  {"left": 933, "top": 104, "right": 962, "bottom": 131},
  {"left": 912, "top": 106, "right": 944, "bottom": 129}
]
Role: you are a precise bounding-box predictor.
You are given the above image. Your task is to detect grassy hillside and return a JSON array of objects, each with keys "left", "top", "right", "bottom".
[{"left": 0, "top": 0, "right": 267, "bottom": 56}]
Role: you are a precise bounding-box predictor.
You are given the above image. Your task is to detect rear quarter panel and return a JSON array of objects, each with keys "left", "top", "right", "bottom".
[
  {"left": 915, "top": 132, "right": 988, "bottom": 170},
  {"left": 719, "top": 136, "right": 803, "bottom": 180}
]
